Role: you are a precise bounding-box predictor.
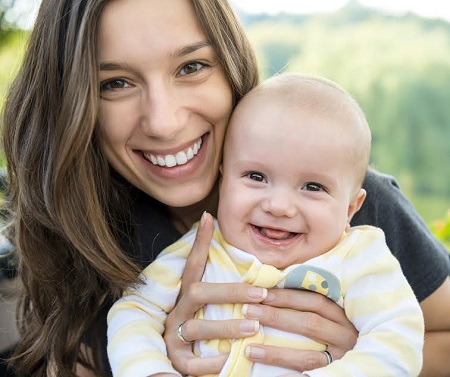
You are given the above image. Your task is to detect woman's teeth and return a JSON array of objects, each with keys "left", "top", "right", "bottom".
[{"left": 144, "top": 138, "right": 202, "bottom": 167}]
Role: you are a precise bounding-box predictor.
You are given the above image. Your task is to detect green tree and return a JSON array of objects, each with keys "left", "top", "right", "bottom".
[
  {"left": 0, "top": 0, "right": 16, "bottom": 44},
  {"left": 431, "top": 210, "right": 450, "bottom": 251},
  {"left": 244, "top": 9, "right": 450, "bottom": 222}
]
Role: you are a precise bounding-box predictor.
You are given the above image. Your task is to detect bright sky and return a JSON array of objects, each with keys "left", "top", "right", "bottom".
[
  {"left": 231, "top": 0, "right": 450, "bottom": 22},
  {"left": 9, "top": 0, "right": 450, "bottom": 29}
]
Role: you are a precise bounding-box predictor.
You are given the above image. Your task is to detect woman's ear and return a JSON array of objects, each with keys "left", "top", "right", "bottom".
[{"left": 347, "top": 188, "right": 366, "bottom": 226}]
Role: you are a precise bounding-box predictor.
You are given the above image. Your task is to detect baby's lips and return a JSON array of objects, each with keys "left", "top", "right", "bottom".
[{"left": 259, "top": 227, "right": 295, "bottom": 240}]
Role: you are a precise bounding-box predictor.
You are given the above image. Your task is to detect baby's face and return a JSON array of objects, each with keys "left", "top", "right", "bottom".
[{"left": 218, "top": 94, "right": 365, "bottom": 268}]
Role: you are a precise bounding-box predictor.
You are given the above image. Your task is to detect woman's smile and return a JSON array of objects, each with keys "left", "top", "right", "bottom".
[
  {"left": 143, "top": 136, "right": 203, "bottom": 167},
  {"left": 134, "top": 132, "right": 211, "bottom": 181}
]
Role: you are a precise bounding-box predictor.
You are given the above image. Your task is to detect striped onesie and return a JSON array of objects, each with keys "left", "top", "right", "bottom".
[{"left": 107, "top": 219, "right": 424, "bottom": 377}]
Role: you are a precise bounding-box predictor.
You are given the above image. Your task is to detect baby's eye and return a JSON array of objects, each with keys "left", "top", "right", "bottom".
[
  {"left": 247, "top": 172, "right": 266, "bottom": 183},
  {"left": 303, "top": 182, "right": 323, "bottom": 192},
  {"left": 179, "top": 62, "right": 206, "bottom": 76},
  {"left": 100, "top": 79, "right": 131, "bottom": 91}
]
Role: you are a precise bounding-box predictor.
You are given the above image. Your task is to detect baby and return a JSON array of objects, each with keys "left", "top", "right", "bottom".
[{"left": 107, "top": 73, "right": 424, "bottom": 377}]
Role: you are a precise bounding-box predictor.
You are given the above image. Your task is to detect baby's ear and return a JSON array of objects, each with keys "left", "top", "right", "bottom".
[{"left": 347, "top": 188, "right": 366, "bottom": 225}]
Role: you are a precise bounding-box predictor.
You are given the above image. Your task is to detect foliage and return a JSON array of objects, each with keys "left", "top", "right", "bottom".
[
  {"left": 240, "top": 4, "right": 450, "bottom": 222},
  {"left": 1, "top": 0, "right": 22, "bottom": 101},
  {"left": 431, "top": 210, "right": 450, "bottom": 251},
  {"left": 0, "top": 0, "right": 16, "bottom": 43},
  {"left": 0, "top": 29, "right": 27, "bottom": 112}
]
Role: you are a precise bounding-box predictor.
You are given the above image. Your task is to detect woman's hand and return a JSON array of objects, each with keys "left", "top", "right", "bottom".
[
  {"left": 243, "top": 288, "right": 358, "bottom": 372},
  {"left": 164, "top": 212, "right": 358, "bottom": 375},
  {"left": 164, "top": 212, "right": 267, "bottom": 376}
]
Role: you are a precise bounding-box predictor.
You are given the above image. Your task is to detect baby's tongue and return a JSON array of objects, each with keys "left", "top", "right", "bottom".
[{"left": 260, "top": 227, "right": 292, "bottom": 240}]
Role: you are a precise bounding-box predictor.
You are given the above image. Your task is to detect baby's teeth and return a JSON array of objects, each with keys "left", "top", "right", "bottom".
[
  {"left": 150, "top": 155, "right": 158, "bottom": 165},
  {"left": 186, "top": 148, "right": 194, "bottom": 160}
]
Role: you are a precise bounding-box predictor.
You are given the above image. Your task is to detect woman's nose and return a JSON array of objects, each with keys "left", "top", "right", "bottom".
[
  {"left": 261, "top": 192, "right": 298, "bottom": 218},
  {"left": 140, "top": 83, "right": 186, "bottom": 140}
]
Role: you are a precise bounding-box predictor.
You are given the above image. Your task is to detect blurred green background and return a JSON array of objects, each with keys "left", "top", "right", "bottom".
[{"left": 0, "top": 1, "right": 449, "bottom": 249}]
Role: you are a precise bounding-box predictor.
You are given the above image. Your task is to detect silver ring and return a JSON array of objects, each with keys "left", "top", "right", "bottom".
[
  {"left": 323, "top": 350, "right": 333, "bottom": 365},
  {"left": 177, "top": 320, "right": 194, "bottom": 344}
]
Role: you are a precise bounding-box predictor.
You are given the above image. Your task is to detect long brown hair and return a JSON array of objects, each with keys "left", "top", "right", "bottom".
[{"left": 1, "top": 0, "right": 259, "bottom": 376}]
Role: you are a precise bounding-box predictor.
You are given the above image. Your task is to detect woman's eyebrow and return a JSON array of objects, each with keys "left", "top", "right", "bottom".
[
  {"left": 99, "top": 62, "right": 132, "bottom": 71},
  {"left": 173, "top": 40, "right": 212, "bottom": 57},
  {"left": 99, "top": 41, "right": 212, "bottom": 71}
]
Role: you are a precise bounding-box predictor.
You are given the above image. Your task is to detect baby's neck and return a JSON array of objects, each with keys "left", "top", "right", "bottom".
[{"left": 167, "top": 181, "right": 219, "bottom": 234}]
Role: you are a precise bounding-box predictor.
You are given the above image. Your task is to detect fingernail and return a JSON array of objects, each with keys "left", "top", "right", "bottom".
[
  {"left": 248, "top": 287, "right": 267, "bottom": 299},
  {"left": 239, "top": 319, "right": 259, "bottom": 334},
  {"left": 242, "top": 304, "right": 263, "bottom": 319},
  {"left": 200, "top": 211, "right": 207, "bottom": 227},
  {"left": 245, "top": 346, "right": 265, "bottom": 360},
  {"left": 264, "top": 291, "right": 275, "bottom": 302}
]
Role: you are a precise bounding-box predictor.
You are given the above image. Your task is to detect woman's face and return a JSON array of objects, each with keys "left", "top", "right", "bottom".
[{"left": 97, "top": 0, "right": 233, "bottom": 207}]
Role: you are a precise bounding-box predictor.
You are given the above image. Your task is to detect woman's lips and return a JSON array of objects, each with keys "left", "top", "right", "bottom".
[
  {"left": 137, "top": 133, "right": 209, "bottom": 180},
  {"left": 143, "top": 137, "right": 203, "bottom": 168}
]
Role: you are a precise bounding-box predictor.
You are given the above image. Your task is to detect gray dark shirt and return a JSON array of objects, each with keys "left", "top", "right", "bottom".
[{"left": 352, "top": 169, "right": 449, "bottom": 302}]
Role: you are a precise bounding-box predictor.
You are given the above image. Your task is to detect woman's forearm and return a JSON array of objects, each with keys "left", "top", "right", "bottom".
[
  {"left": 420, "top": 278, "right": 450, "bottom": 376},
  {"left": 421, "top": 330, "right": 450, "bottom": 376}
]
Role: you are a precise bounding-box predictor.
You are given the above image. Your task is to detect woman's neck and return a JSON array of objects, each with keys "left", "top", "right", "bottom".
[{"left": 167, "top": 180, "right": 219, "bottom": 234}]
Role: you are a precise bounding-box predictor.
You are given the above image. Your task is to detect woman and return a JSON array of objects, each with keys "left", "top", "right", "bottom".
[{"left": 2, "top": 0, "right": 449, "bottom": 376}]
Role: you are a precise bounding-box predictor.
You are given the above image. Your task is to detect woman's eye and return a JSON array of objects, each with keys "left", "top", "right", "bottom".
[
  {"left": 100, "top": 79, "right": 130, "bottom": 91},
  {"left": 179, "top": 62, "right": 205, "bottom": 76},
  {"left": 247, "top": 172, "right": 266, "bottom": 183},
  {"left": 303, "top": 182, "right": 323, "bottom": 192}
]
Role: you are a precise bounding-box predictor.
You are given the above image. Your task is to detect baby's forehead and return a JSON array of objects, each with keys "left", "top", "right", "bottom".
[
  {"left": 230, "top": 75, "right": 372, "bottom": 181},
  {"left": 251, "top": 77, "right": 364, "bottom": 126},
  {"left": 254, "top": 77, "right": 354, "bottom": 112}
]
